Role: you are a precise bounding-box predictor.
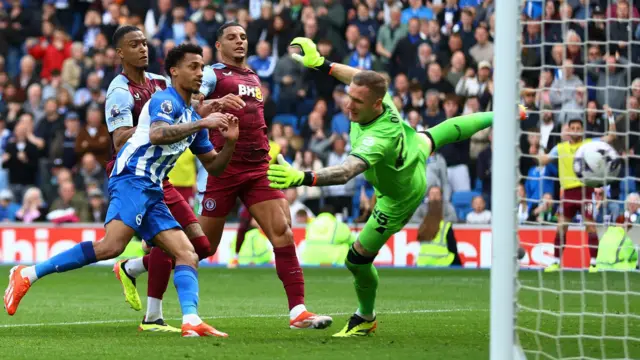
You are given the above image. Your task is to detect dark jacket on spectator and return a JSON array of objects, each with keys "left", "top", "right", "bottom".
[{"left": 2, "top": 139, "right": 39, "bottom": 186}]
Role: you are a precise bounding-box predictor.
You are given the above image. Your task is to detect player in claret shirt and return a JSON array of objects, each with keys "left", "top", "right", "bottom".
[{"left": 197, "top": 22, "right": 333, "bottom": 330}]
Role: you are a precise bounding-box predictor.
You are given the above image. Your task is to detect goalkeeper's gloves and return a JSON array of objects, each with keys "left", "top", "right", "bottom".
[
  {"left": 267, "top": 154, "right": 316, "bottom": 189},
  {"left": 289, "top": 37, "right": 334, "bottom": 74}
]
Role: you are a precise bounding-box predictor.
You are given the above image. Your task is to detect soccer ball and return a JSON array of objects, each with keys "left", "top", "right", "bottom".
[{"left": 573, "top": 141, "right": 622, "bottom": 187}]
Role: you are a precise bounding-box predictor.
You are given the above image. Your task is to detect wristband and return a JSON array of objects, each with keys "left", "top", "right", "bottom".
[
  {"left": 301, "top": 171, "right": 317, "bottom": 186},
  {"left": 318, "top": 60, "right": 335, "bottom": 75}
]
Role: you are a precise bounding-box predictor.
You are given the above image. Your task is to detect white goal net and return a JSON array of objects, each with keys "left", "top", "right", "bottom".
[{"left": 512, "top": 0, "right": 640, "bottom": 359}]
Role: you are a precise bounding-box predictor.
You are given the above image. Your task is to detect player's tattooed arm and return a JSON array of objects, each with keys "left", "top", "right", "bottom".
[
  {"left": 112, "top": 126, "right": 137, "bottom": 152},
  {"left": 149, "top": 121, "right": 205, "bottom": 145},
  {"left": 314, "top": 155, "right": 368, "bottom": 186}
]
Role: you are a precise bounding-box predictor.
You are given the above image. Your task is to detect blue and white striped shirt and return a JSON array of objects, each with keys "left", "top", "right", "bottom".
[{"left": 112, "top": 87, "right": 213, "bottom": 185}]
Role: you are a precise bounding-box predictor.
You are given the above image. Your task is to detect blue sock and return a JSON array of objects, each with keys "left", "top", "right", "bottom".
[
  {"left": 35, "top": 242, "right": 97, "bottom": 279},
  {"left": 173, "top": 265, "right": 199, "bottom": 316}
]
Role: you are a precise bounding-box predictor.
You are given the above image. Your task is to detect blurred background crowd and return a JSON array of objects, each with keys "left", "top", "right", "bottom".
[{"left": 0, "top": 0, "right": 639, "bottom": 227}]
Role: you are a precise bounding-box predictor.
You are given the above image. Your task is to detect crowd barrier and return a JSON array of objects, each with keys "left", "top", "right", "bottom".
[{"left": 0, "top": 224, "right": 600, "bottom": 269}]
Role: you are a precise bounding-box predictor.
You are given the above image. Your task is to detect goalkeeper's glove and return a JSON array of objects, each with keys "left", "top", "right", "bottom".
[
  {"left": 267, "top": 154, "right": 316, "bottom": 189},
  {"left": 289, "top": 37, "right": 334, "bottom": 74}
]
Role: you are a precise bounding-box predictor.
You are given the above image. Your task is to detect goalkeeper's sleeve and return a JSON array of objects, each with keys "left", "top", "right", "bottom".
[{"left": 423, "top": 112, "right": 493, "bottom": 152}]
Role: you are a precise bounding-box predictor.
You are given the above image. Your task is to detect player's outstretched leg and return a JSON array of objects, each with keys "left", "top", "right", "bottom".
[
  {"left": 333, "top": 242, "right": 378, "bottom": 338},
  {"left": 249, "top": 198, "right": 333, "bottom": 329},
  {"left": 4, "top": 220, "right": 134, "bottom": 315},
  {"left": 152, "top": 228, "right": 226, "bottom": 338}
]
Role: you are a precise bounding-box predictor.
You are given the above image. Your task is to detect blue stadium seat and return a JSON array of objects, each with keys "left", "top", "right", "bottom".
[
  {"left": 474, "top": 178, "right": 483, "bottom": 192},
  {"left": 273, "top": 114, "right": 299, "bottom": 129},
  {"left": 451, "top": 191, "right": 481, "bottom": 221},
  {"left": 619, "top": 177, "right": 637, "bottom": 200}
]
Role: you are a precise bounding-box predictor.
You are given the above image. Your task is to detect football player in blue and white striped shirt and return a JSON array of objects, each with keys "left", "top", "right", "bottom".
[{"left": 4, "top": 44, "right": 238, "bottom": 338}]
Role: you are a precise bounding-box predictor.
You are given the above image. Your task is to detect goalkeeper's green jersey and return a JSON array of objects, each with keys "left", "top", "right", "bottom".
[{"left": 349, "top": 94, "right": 430, "bottom": 204}]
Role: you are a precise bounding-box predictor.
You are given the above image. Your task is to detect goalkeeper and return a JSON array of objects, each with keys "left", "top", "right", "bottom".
[{"left": 267, "top": 37, "right": 524, "bottom": 338}]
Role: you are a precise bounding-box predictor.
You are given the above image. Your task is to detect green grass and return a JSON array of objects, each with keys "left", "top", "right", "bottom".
[{"left": 0, "top": 266, "right": 638, "bottom": 359}]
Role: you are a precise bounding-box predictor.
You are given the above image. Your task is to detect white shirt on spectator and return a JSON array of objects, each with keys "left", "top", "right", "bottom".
[
  {"left": 290, "top": 200, "right": 314, "bottom": 226},
  {"left": 466, "top": 210, "right": 492, "bottom": 224}
]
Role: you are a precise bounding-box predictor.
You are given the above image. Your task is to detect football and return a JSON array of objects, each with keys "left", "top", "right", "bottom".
[{"left": 573, "top": 141, "right": 622, "bottom": 187}]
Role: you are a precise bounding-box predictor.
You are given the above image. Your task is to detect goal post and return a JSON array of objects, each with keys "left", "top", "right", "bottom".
[
  {"left": 493, "top": 0, "right": 640, "bottom": 359},
  {"left": 490, "top": 0, "right": 522, "bottom": 359}
]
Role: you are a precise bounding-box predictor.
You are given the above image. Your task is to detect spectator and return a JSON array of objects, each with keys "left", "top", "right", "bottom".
[
  {"left": 584, "top": 100, "right": 607, "bottom": 138},
  {"left": 0, "top": 189, "right": 19, "bottom": 221},
  {"left": 197, "top": 5, "right": 221, "bottom": 49},
  {"left": 376, "top": 5, "right": 407, "bottom": 68},
  {"left": 531, "top": 192, "right": 557, "bottom": 223},
  {"left": 285, "top": 188, "right": 314, "bottom": 226},
  {"left": 392, "top": 73, "right": 410, "bottom": 108},
  {"left": 344, "top": 36, "right": 382, "bottom": 72},
  {"left": 14, "top": 55, "right": 38, "bottom": 103},
  {"left": 27, "top": 27, "right": 72, "bottom": 81},
  {"left": 87, "top": 188, "right": 107, "bottom": 223},
  {"left": 455, "top": 60, "right": 492, "bottom": 99},
  {"left": 350, "top": 3, "right": 378, "bottom": 43},
  {"left": 73, "top": 72, "right": 107, "bottom": 114},
  {"left": 77, "top": 10, "right": 103, "bottom": 52},
  {"left": 538, "top": 104, "right": 562, "bottom": 151},
  {"left": 293, "top": 150, "right": 323, "bottom": 213},
  {"left": 49, "top": 180, "right": 90, "bottom": 223},
  {"left": 550, "top": 59, "right": 584, "bottom": 108},
  {"left": 23, "top": 83, "right": 44, "bottom": 125},
  {"left": 558, "top": 86, "right": 587, "bottom": 124},
  {"left": 273, "top": 45, "right": 307, "bottom": 114},
  {"left": 342, "top": 24, "right": 361, "bottom": 57},
  {"left": 624, "top": 192, "right": 640, "bottom": 223},
  {"left": 445, "top": 51, "right": 467, "bottom": 89},
  {"left": 438, "top": 0, "right": 461, "bottom": 36},
  {"left": 401, "top": 0, "right": 434, "bottom": 24},
  {"left": 423, "top": 61, "right": 454, "bottom": 95},
  {"left": 391, "top": 17, "right": 423, "bottom": 76},
  {"left": 15, "top": 187, "right": 46, "bottom": 223},
  {"left": 325, "top": 137, "right": 356, "bottom": 217},
  {"left": 613, "top": 96, "right": 640, "bottom": 155},
  {"left": 466, "top": 196, "right": 491, "bottom": 224},
  {"left": 75, "top": 105, "right": 110, "bottom": 166},
  {"left": 3, "top": 116, "right": 41, "bottom": 197},
  {"left": 248, "top": 40, "right": 277, "bottom": 84},
  {"left": 423, "top": 89, "right": 445, "bottom": 127},
  {"left": 50, "top": 111, "right": 80, "bottom": 170},
  {"left": 155, "top": 6, "right": 188, "bottom": 44},
  {"left": 78, "top": 153, "right": 106, "bottom": 193},
  {"left": 427, "top": 151, "right": 451, "bottom": 202},
  {"left": 410, "top": 185, "right": 458, "bottom": 224},
  {"left": 425, "top": 19, "right": 446, "bottom": 56},
  {"left": 525, "top": 134, "right": 556, "bottom": 208},
  {"left": 331, "top": 99, "right": 350, "bottom": 136},
  {"left": 407, "top": 109, "right": 425, "bottom": 131},
  {"left": 588, "top": 54, "right": 628, "bottom": 112},
  {"left": 454, "top": 8, "right": 477, "bottom": 53},
  {"left": 183, "top": 21, "right": 208, "bottom": 47},
  {"left": 439, "top": 95, "right": 471, "bottom": 192},
  {"left": 35, "top": 98, "right": 64, "bottom": 158},
  {"left": 469, "top": 26, "right": 493, "bottom": 63},
  {"left": 408, "top": 43, "right": 434, "bottom": 85}
]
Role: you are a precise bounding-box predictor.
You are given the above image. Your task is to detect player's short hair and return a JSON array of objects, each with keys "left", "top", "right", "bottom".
[
  {"left": 113, "top": 25, "right": 142, "bottom": 47},
  {"left": 216, "top": 21, "right": 245, "bottom": 40},
  {"left": 352, "top": 71, "right": 388, "bottom": 100},
  {"left": 164, "top": 43, "right": 203, "bottom": 76}
]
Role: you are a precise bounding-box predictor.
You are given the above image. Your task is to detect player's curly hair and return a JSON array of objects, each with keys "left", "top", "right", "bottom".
[{"left": 164, "top": 43, "right": 204, "bottom": 77}]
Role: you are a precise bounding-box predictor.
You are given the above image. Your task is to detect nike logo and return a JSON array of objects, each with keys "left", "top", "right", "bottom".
[{"left": 454, "top": 124, "right": 462, "bottom": 141}]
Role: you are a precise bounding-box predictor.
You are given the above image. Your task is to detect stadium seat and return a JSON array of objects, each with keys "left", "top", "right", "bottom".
[
  {"left": 273, "top": 114, "right": 299, "bottom": 129},
  {"left": 451, "top": 191, "right": 481, "bottom": 221}
]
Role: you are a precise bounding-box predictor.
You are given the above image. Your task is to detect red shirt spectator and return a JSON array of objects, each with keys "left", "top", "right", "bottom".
[{"left": 27, "top": 29, "right": 72, "bottom": 81}]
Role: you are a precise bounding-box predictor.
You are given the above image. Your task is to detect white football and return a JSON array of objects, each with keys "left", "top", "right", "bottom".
[{"left": 573, "top": 141, "right": 622, "bottom": 187}]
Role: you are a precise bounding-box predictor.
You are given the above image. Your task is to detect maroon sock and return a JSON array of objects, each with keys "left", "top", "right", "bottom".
[
  {"left": 235, "top": 216, "right": 252, "bottom": 254},
  {"left": 588, "top": 232, "right": 599, "bottom": 260},
  {"left": 274, "top": 244, "right": 305, "bottom": 310},
  {"left": 147, "top": 247, "right": 173, "bottom": 300},
  {"left": 191, "top": 235, "right": 212, "bottom": 260},
  {"left": 553, "top": 231, "right": 564, "bottom": 261},
  {"left": 142, "top": 254, "right": 150, "bottom": 270}
]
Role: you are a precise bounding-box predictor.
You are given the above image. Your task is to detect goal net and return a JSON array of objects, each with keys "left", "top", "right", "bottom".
[{"left": 511, "top": 0, "right": 640, "bottom": 359}]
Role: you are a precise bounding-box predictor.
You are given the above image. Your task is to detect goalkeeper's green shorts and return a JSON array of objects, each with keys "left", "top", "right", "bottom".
[{"left": 358, "top": 191, "right": 425, "bottom": 254}]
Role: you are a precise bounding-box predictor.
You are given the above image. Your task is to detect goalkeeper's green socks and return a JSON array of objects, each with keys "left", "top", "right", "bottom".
[
  {"left": 425, "top": 112, "right": 494, "bottom": 152},
  {"left": 345, "top": 256, "right": 379, "bottom": 319}
]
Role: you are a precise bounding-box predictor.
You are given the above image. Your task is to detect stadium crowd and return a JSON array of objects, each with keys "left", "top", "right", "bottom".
[{"left": 0, "top": 0, "right": 639, "bottom": 226}]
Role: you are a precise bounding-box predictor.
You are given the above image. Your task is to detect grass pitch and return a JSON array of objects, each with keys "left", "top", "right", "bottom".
[{"left": 0, "top": 266, "right": 638, "bottom": 359}]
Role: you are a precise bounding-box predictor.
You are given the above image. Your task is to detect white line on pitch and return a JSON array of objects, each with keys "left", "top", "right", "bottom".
[{"left": 0, "top": 308, "right": 484, "bottom": 328}]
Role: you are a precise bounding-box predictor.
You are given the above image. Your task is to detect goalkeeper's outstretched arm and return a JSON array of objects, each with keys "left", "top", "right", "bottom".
[{"left": 289, "top": 37, "right": 360, "bottom": 85}]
